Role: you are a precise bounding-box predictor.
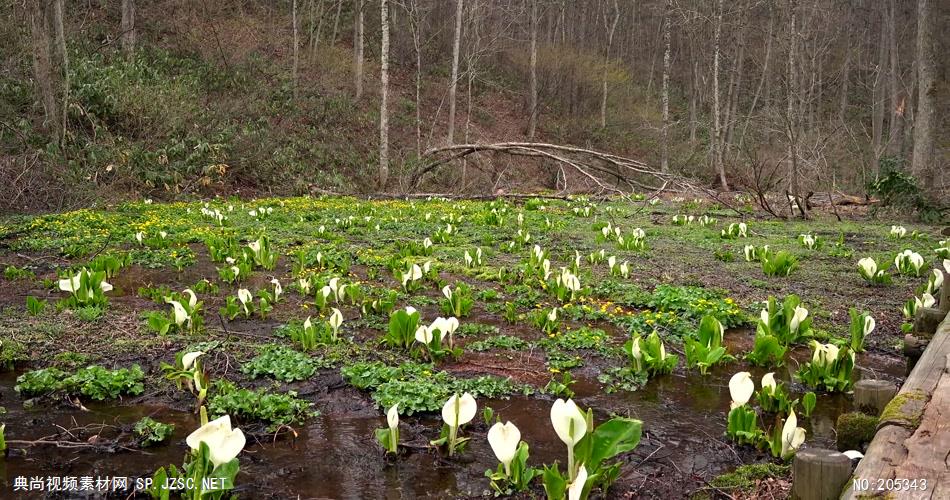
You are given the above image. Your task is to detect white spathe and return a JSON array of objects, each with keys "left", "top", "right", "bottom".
[
  {"left": 863, "top": 315, "right": 876, "bottom": 336},
  {"left": 780, "top": 410, "right": 806, "bottom": 456},
  {"left": 387, "top": 404, "right": 399, "bottom": 430},
  {"left": 329, "top": 308, "right": 343, "bottom": 330},
  {"left": 441, "top": 393, "right": 477, "bottom": 428},
  {"left": 550, "top": 399, "right": 587, "bottom": 447},
  {"left": 487, "top": 421, "right": 521, "bottom": 474},
  {"left": 185, "top": 415, "right": 246, "bottom": 467},
  {"left": 729, "top": 372, "right": 755, "bottom": 408},
  {"left": 790, "top": 306, "right": 809, "bottom": 333},
  {"left": 568, "top": 464, "right": 588, "bottom": 500},
  {"left": 167, "top": 299, "right": 189, "bottom": 325},
  {"left": 182, "top": 351, "right": 204, "bottom": 370},
  {"left": 761, "top": 372, "right": 776, "bottom": 393}
]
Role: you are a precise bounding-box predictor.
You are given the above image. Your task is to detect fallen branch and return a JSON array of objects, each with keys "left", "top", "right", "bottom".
[{"left": 413, "top": 142, "right": 697, "bottom": 198}]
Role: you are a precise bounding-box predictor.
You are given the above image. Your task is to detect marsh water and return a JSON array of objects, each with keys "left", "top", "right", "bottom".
[{"left": 0, "top": 330, "right": 905, "bottom": 499}]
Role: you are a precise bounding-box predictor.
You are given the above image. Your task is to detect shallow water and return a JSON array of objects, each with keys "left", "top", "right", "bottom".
[{"left": 0, "top": 329, "right": 905, "bottom": 498}]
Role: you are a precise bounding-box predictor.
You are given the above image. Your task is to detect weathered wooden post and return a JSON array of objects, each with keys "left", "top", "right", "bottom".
[
  {"left": 791, "top": 448, "right": 852, "bottom": 500},
  {"left": 938, "top": 268, "right": 949, "bottom": 314},
  {"left": 853, "top": 379, "right": 898, "bottom": 415}
]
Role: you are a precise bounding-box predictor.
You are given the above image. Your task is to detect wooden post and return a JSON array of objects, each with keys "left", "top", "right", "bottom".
[
  {"left": 853, "top": 379, "right": 898, "bottom": 416},
  {"left": 914, "top": 307, "right": 945, "bottom": 336},
  {"left": 791, "top": 448, "right": 852, "bottom": 500},
  {"left": 938, "top": 269, "right": 949, "bottom": 314}
]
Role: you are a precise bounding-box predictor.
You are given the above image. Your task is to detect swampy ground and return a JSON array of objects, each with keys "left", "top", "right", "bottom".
[{"left": 0, "top": 196, "right": 942, "bottom": 499}]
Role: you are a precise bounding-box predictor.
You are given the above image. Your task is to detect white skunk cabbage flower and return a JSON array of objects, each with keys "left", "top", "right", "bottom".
[
  {"left": 442, "top": 393, "right": 477, "bottom": 428},
  {"left": 487, "top": 421, "right": 521, "bottom": 475},
  {"left": 550, "top": 399, "right": 587, "bottom": 447},
  {"left": 780, "top": 410, "right": 806, "bottom": 457},
  {"left": 761, "top": 372, "right": 776, "bottom": 394},
  {"left": 729, "top": 372, "right": 754, "bottom": 408},
  {"left": 182, "top": 351, "right": 204, "bottom": 370},
  {"left": 387, "top": 404, "right": 399, "bottom": 430},
  {"left": 185, "top": 415, "right": 246, "bottom": 467}
]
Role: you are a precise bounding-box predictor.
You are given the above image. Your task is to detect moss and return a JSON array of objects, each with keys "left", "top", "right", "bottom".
[
  {"left": 879, "top": 389, "right": 928, "bottom": 428},
  {"left": 0, "top": 339, "right": 28, "bottom": 370},
  {"left": 708, "top": 463, "right": 790, "bottom": 491},
  {"left": 836, "top": 412, "right": 878, "bottom": 451}
]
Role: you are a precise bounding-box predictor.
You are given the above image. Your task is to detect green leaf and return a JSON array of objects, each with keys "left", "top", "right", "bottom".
[{"left": 586, "top": 417, "right": 642, "bottom": 472}]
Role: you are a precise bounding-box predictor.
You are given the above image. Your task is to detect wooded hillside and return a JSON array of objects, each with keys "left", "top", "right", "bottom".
[{"left": 2, "top": 0, "right": 947, "bottom": 214}]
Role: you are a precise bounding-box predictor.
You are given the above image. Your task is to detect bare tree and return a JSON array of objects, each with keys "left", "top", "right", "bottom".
[
  {"left": 911, "top": 0, "right": 934, "bottom": 187},
  {"left": 527, "top": 0, "right": 539, "bottom": 140},
  {"left": 660, "top": 0, "right": 671, "bottom": 172},
  {"left": 599, "top": 0, "right": 619, "bottom": 129},
  {"left": 354, "top": 0, "right": 364, "bottom": 99},
  {"left": 712, "top": 0, "right": 727, "bottom": 190},
  {"left": 447, "top": 0, "right": 464, "bottom": 143},
  {"left": 400, "top": 0, "right": 425, "bottom": 156},
  {"left": 379, "top": 0, "right": 391, "bottom": 189},
  {"left": 292, "top": 0, "right": 299, "bottom": 101},
  {"left": 121, "top": 0, "right": 136, "bottom": 53},
  {"left": 785, "top": 0, "right": 806, "bottom": 218},
  {"left": 29, "top": 0, "right": 62, "bottom": 142},
  {"left": 53, "top": 0, "right": 68, "bottom": 143}
]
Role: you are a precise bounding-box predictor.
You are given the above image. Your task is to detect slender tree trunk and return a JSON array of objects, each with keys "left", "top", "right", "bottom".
[
  {"left": 911, "top": 0, "right": 934, "bottom": 186},
  {"left": 527, "top": 0, "right": 538, "bottom": 140},
  {"left": 689, "top": 60, "right": 697, "bottom": 145},
  {"left": 660, "top": 0, "right": 671, "bottom": 172},
  {"left": 712, "top": 0, "right": 727, "bottom": 190},
  {"left": 404, "top": 0, "right": 423, "bottom": 155},
  {"left": 736, "top": 3, "right": 772, "bottom": 156},
  {"left": 292, "top": 0, "right": 299, "bottom": 100},
  {"left": 121, "top": 0, "right": 135, "bottom": 53},
  {"left": 378, "top": 0, "right": 390, "bottom": 189},
  {"left": 871, "top": 6, "right": 886, "bottom": 173},
  {"left": 29, "top": 0, "right": 61, "bottom": 142},
  {"left": 447, "top": 0, "right": 464, "bottom": 143},
  {"left": 311, "top": 0, "right": 327, "bottom": 56},
  {"left": 886, "top": 0, "right": 903, "bottom": 156},
  {"left": 599, "top": 0, "right": 619, "bottom": 129},
  {"left": 354, "top": 0, "right": 364, "bottom": 99},
  {"left": 787, "top": 0, "right": 805, "bottom": 217},
  {"left": 330, "top": 0, "right": 343, "bottom": 45},
  {"left": 53, "top": 0, "right": 68, "bottom": 143},
  {"left": 837, "top": 21, "right": 851, "bottom": 125}
]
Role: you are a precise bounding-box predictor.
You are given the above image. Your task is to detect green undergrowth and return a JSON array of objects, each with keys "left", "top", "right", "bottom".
[
  {"left": 208, "top": 380, "right": 317, "bottom": 431},
  {"left": 15, "top": 364, "right": 145, "bottom": 400},
  {"left": 341, "top": 361, "right": 528, "bottom": 415}
]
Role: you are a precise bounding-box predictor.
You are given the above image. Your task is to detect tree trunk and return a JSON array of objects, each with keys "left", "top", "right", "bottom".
[
  {"left": 378, "top": 0, "right": 390, "bottom": 190},
  {"left": 29, "top": 0, "right": 61, "bottom": 142},
  {"left": 837, "top": 16, "right": 851, "bottom": 125},
  {"left": 527, "top": 0, "right": 538, "bottom": 140},
  {"left": 660, "top": 0, "right": 671, "bottom": 172},
  {"left": 871, "top": 7, "right": 886, "bottom": 175},
  {"left": 53, "top": 0, "right": 68, "bottom": 143},
  {"left": 292, "top": 0, "right": 299, "bottom": 100},
  {"left": 911, "top": 0, "right": 934, "bottom": 187},
  {"left": 121, "top": 0, "right": 135, "bottom": 53},
  {"left": 447, "top": 0, "right": 464, "bottom": 144},
  {"left": 886, "top": 0, "right": 903, "bottom": 156},
  {"left": 354, "top": 0, "right": 364, "bottom": 99},
  {"left": 712, "top": 0, "right": 727, "bottom": 190},
  {"left": 330, "top": 0, "right": 343, "bottom": 45},
  {"left": 787, "top": 0, "right": 806, "bottom": 218},
  {"left": 689, "top": 60, "right": 697, "bottom": 145},
  {"left": 404, "top": 0, "right": 423, "bottom": 156},
  {"left": 599, "top": 0, "right": 619, "bottom": 129}
]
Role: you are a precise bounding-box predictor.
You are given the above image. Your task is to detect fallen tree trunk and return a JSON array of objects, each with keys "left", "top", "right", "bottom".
[{"left": 413, "top": 142, "right": 693, "bottom": 197}]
